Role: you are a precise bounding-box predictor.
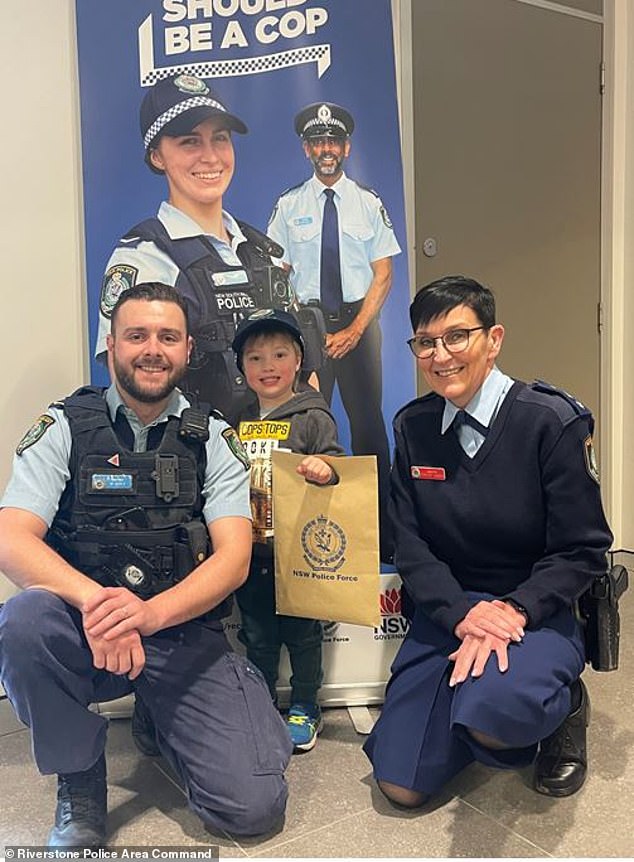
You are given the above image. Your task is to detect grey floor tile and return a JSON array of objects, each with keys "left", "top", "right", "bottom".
[
  {"left": 0, "top": 697, "right": 25, "bottom": 736},
  {"left": 252, "top": 794, "right": 548, "bottom": 858},
  {"left": 0, "top": 729, "right": 57, "bottom": 846}
]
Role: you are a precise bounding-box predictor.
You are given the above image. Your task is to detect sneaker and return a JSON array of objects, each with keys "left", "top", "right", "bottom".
[
  {"left": 287, "top": 702, "right": 323, "bottom": 752},
  {"left": 48, "top": 754, "right": 107, "bottom": 849}
]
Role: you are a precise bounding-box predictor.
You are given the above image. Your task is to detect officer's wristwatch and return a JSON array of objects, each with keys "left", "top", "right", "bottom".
[{"left": 504, "top": 598, "right": 529, "bottom": 626}]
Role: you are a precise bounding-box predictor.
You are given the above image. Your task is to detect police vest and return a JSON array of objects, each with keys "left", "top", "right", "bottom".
[
  {"left": 47, "top": 386, "right": 231, "bottom": 619},
  {"left": 124, "top": 218, "right": 293, "bottom": 414}
]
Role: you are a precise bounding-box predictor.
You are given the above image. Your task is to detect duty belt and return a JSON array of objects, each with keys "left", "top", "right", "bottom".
[{"left": 302, "top": 298, "right": 364, "bottom": 323}]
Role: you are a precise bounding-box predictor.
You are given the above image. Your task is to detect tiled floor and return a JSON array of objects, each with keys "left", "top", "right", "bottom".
[{"left": 1, "top": 576, "right": 633, "bottom": 858}]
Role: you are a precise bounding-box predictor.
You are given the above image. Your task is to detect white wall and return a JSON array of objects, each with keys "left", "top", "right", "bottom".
[
  {"left": 0, "top": 1, "right": 632, "bottom": 606},
  {"left": 0, "top": 2, "right": 87, "bottom": 600}
]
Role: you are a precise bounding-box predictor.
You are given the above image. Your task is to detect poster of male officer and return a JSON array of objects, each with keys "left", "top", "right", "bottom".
[
  {"left": 268, "top": 102, "right": 401, "bottom": 559},
  {"left": 75, "top": 0, "right": 412, "bottom": 524}
]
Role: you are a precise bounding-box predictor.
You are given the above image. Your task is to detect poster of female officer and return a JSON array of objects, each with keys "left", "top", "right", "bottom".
[{"left": 76, "top": 0, "right": 412, "bottom": 433}]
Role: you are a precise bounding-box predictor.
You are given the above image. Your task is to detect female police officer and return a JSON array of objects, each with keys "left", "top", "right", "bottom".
[
  {"left": 95, "top": 73, "right": 292, "bottom": 418},
  {"left": 364, "top": 275, "right": 613, "bottom": 805}
]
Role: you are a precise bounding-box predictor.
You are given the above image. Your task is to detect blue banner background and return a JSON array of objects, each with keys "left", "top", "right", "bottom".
[{"left": 76, "top": 0, "right": 414, "bottom": 451}]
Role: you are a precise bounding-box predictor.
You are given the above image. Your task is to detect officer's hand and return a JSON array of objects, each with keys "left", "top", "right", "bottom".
[
  {"left": 85, "top": 627, "right": 146, "bottom": 681},
  {"left": 83, "top": 586, "right": 160, "bottom": 640},
  {"left": 297, "top": 456, "right": 337, "bottom": 485},
  {"left": 454, "top": 600, "right": 524, "bottom": 643},
  {"left": 447, "top": 632, "right": 511, "bottom": 686},
  {"left": 325, "top": 325, "right": 363, "bottom": 360}
]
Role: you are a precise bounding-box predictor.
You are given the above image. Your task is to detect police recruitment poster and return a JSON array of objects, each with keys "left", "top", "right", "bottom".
[{"left": 75, "top": 0, "right": 414, "bottom": 455}]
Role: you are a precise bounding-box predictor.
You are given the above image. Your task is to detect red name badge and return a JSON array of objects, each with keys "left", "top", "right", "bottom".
[{"left": 411, "top": 465, "right": 446, "bottom": 481}]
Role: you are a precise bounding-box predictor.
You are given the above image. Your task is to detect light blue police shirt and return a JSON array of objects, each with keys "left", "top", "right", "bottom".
[
  {"left": 96, "top": 202, "right": 249, "bottom": 358},
  {"left": 441, "top": 366, "right": 514, "bottom": 457},
  {"left": 267, "top": 172, "right": 401, "bottom": 303},
  {"left": 1, "top": 385, "right": 251, "bottom": 527}
]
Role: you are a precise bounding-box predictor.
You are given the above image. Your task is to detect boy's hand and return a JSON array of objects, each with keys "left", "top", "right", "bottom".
[{"left": 297, "top": 456, "right": 337, "bottom": 486}]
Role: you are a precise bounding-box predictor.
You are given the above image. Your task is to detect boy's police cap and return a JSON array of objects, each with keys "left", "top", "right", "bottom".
[
  {"left": 232, "top": 309, "right": 305, "bottom": 365},
  {"left": 141, "top": 74, "right": 248, "bottom": 151},
  {"left": 294, "top": 102, "right": 354, "bottom": 139}
]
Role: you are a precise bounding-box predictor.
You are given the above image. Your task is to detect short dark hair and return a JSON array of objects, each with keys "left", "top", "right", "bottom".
[
  {"left": 409, "top": 275, "right": 496, "bottom": 331},
  {"left": 110, "top": 282, "right": 190, "bottom": 334}
]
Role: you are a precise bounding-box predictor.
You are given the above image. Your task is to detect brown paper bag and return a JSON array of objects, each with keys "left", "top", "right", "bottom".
[{"left": 271, "top": 450, "right": 380, "bottom": 627}]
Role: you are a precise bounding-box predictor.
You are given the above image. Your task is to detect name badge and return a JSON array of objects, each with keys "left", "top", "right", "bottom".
[
  {"left": 411, "top": 466, "right": 446, "bottom": 481},
  {"left": 91, "top": 473, "right": 134, "bottom": 491},
  {"left": 293, "top": 216, "right": 313, "bottom": 226}
]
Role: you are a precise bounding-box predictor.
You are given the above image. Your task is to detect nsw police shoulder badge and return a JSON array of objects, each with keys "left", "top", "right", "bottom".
[
  {"left": 222, "top": 427, "right": 250, "bottom": 471},
  {"left": 584, "top": 435, "right": 600, "bottom": 484},
  {"left": 16, "top": 414, "right": 55, "bottom": 456},
  {"left": 100, "top": 265, "right": 138, "bottom": 318}
]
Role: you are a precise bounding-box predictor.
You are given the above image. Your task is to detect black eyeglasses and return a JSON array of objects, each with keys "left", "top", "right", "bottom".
[{"left": 407, "top": 326, "right": 486, "bottom": 359}]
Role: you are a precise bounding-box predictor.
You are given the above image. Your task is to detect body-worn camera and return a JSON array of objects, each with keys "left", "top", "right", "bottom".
[
  {"left": 579, "top": 564, "right": 629, "bottom": 671},
  {"left": 252, "top": 262, "right": 294, "bottom": 308}
]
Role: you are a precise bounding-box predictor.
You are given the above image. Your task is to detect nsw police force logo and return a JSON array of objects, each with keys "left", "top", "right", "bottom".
[
  {"left": 174, "top": 74, "right": 209, "bottom": 95},
  {"left": 301, "top": 514, "right": 346, "bottom": 572}
]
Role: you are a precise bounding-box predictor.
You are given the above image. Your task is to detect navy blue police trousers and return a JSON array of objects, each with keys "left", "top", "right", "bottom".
[
  {"left": 364, "top": 594, "right": 586, "bottom": 795},
  {"left": 0, "top": 589, "right": 293, "bottom": 836}
]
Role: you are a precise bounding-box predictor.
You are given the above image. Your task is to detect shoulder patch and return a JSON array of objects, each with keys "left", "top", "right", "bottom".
[
  {"left": 222, "top": 427, "right": 250, "bottom": 471},
  {"left": 379, "top": 204, "right": 393, "bottom": 229},
  {"left": 16, "top": 414, "right": 55, "bottom": 456},
  {"left": 100, "top": 264, "right": 138, "bottom": 319},
  {"left": 584, "top": 435, "right": 600, "bottom": 484}
]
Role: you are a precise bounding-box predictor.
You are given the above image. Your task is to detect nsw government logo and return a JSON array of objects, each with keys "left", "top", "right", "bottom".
[
  {"left": 301, "top": 514, "right": 346, "bottom": 572},
  {"left": 374, "top": 587, "right": 410, "bottom": 641}
]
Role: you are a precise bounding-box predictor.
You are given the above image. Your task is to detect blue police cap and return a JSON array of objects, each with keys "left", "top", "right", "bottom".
[
  {"left": 294, "top": 102, "right": 354, "bottom": 139},
  {"left": 141, "top": 74, "right": 248, "bottom": 152}
]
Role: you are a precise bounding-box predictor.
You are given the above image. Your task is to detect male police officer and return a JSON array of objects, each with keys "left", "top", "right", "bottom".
[
  {"left": 95, "top": 74, "right": 296, "bottom": 418},
  {"left": 0, "top": 283, "right": 292, "bottom": 848},
  {"left": 267, "top": 102, "right": 401, "bottom": 560},
  {"left": 364, "top": 276, "right": 613, "bottom": 805}
]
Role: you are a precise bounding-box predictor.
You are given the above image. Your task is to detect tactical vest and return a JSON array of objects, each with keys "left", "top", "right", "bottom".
[
  {"left": 124, "top": 218, "right": 293, "bottom": 415},
  {"left": 47, "top": 386, "right": 231, "bottom": 619}
]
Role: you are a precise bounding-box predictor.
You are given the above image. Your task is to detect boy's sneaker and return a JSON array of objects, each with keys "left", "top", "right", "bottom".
[{"left": 287, "top": 702, "right": 323, "bottom": 752}]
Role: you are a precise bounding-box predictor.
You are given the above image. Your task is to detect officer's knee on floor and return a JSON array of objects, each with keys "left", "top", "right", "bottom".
[{"left": 378, "top": 780, "right": 429, "bottom": 809}]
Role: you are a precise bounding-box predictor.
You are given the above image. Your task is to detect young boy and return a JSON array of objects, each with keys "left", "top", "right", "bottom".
[{"left": 231, "top": 309, "right": 344, "bottom": 751}]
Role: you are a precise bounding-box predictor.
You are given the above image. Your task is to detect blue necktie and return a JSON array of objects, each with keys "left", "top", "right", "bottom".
[
  {"left": 320, "top": 188, "right": 343, "bottom": 314},
  {"left": 452, "top": 410, "right": 489, "bottom": 437}
]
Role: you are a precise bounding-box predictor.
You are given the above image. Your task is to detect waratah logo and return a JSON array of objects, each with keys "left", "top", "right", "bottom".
[{"left": 380, "top": 588, "right": 402, "bottom": 616}]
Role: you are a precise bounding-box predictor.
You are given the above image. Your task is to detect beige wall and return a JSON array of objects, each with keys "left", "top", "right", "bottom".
[
  {"left": 0, "top": 2, "right": 87, "bottom": 600},
  {"left": 604, "top": 0, "right": 634, "bottom": 548},
  {"left": 0, "top": 1, "right": 632, "bottom": 604}
]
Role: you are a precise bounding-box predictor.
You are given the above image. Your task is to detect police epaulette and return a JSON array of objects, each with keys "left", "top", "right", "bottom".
[
  {"left": 236, "top": 220, "right": 284, "bottom": 259},
  {"left": 530, "top": 379, "right": 589, "bottom": 417},
  {"left": 393, "top": 391, "right": 438, "bottom": 422},
  {"left": 278, "top": 182, "right": 304, "bottom": 198},
  {"left": 49, "top": 399, "right": 64, "bottom": 410},
  {"left": 352, "top": 179, "right": 380, "bottom": 197}
]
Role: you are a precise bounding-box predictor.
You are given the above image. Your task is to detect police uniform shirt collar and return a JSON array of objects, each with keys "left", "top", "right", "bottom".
[
  {"left": 158, "top": 201, "right": 247, "bottom": 252},
  {"left": 309, "top": 171, "right": 347, "bottom": 201},
  {"left": 106, "top": 384, "right": 188, "bottom": 450},
  {"left": 441, "top": 365, "right": 513, "bottom": 435}
]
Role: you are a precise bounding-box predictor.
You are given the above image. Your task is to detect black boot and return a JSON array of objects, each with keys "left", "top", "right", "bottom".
[
  {"left": 48, "top": 753, "right": 107, "bottom": 848},
  {"left": 131, "top": 695, "right": 160, "bottom": 757},
  {"left": 534, "top": 679, "right": 590, "bottom": 797}
]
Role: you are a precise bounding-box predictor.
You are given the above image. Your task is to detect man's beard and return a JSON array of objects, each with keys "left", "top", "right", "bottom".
[
  {"left": 113, "top": 357, "right": 186, "bottom": 404},
  {"left": 311, "top": 152, "right": 344, "bottom": 179}
]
